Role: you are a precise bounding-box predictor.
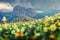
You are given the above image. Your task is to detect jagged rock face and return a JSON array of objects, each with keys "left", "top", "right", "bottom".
[{"left": 13, "top": 5, "right": 36, "bottom": 17}]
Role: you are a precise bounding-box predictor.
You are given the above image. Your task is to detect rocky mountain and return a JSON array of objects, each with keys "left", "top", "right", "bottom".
[
  {"left": 0, "top": 5, "right": 36, "bottom": 22},
  {"left": 13, "top": 5, "right": 36, "bottom": 17}
]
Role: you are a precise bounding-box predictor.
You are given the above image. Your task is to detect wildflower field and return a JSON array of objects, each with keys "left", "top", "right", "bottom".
[{"left": 0, "top": 13, "right": 60, "bottom": 40}]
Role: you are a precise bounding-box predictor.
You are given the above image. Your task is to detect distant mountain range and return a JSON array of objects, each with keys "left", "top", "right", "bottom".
[
  {"left": 0, "top": 5, "right": 60, "bottom": 22},
  {"left": 33, "top": 10, "right": 60, "bottom": 19}
]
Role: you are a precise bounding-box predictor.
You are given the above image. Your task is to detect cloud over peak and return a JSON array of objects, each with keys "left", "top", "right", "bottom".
[{"left": 0, "top": 2, "right": 13, "bottom": 12}]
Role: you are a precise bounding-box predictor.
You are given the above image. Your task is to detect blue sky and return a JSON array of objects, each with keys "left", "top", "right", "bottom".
[
  {"left": 0, "top": 0, "right": 60, "bottom": 13},
  {"left": 31, "top": 0, "right": 60, "bottom": 10}
]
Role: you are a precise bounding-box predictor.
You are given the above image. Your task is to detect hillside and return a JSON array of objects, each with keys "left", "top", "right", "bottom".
[
  {"left": 0, "top": 13, "right": 60, "bottom": 40},
  {"left": 12, "top": 16, "right": 35, "bottom": 22}
]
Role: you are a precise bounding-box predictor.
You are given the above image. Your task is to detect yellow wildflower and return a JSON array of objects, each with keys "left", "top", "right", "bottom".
[
  {"left": 55, "top": 20, "right": 59, "bottom": 25},
  {"left": 50, "top": 24, "right": 57, "bottom": 31},
  {"left": 44, "top": 22, "right": 49, "bottom": 27},
  {"left": 43, "top": 27, "right": 48, "bottom": 32}
]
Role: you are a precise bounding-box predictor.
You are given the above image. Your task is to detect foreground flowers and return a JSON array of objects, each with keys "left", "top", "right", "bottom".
[{"left": 0, "top": 13, "right": 60, "bottom": 40}]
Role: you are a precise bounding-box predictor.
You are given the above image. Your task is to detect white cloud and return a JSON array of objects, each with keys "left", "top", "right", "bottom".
[
  {"left": 35, "top": 10, "right": 43, "bottom": 13},
  {"left": 0, "top": 2, "right": 13, "bottom": 12}
]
